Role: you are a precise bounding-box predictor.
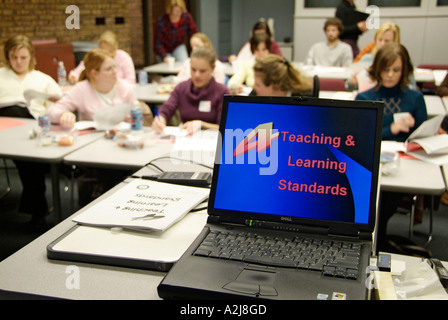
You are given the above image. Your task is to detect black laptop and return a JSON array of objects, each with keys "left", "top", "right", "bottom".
[{"left": 158, "top": 95, "right": 383, "bottom": 300}]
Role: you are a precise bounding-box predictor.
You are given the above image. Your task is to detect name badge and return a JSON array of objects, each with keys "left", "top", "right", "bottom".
[{"left": 199, "top": 101, "right": 211, "bottom": 113}]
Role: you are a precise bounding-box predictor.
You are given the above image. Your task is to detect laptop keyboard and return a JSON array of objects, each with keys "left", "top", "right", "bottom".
[{"left": 193, "top": 230, "right": 362, "bottom": 280}]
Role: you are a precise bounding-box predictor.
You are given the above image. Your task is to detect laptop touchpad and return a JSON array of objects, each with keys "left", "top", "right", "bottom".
[{"left": 222, "top": 267, "right": 278, "bottom": 297}]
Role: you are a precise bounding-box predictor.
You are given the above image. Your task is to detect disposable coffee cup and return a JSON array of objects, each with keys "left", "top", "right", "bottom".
[{"left": 167, "top": 57, "right": 175, "bottom": 69}]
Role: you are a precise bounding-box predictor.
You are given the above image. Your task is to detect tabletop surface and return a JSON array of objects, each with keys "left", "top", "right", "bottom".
[{"left": 0, "top": 117, "right": 103, "bottom": 163}]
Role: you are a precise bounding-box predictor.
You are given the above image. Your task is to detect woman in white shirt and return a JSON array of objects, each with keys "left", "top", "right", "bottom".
[
  {"left": 0, "top": 35, "right": 62, "bottom": 228},
  {"left": 227, "top": 33, "right": 271, "bottom": 94},
  {"left": 0, "top": 35, "right": 62, "bottom": 118}
]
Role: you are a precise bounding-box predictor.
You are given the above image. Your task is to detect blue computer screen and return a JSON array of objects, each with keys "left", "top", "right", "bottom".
[{"left": 212, "top": 100, "right": 379, "bottom": 225}]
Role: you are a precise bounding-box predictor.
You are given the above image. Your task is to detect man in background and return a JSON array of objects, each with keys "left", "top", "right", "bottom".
[{"left": 307, "top": 17, "right": 353, "bottom": 67}]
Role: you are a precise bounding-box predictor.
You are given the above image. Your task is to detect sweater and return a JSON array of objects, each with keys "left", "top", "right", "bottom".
[
  {"left": 158, "top": 78, "right": 229, "bottom": 125},
  {"left": 0, "top": 67, "right": 62, "bottom": 117},
  {"left": 46, "top": 79, "right": 136, "bottom": 123},
  {"left": 355, "top": 84, "right": 428, "bottom": 142},
  {"left": 307, "top": 40, "right": 353, "bottom": 67}
]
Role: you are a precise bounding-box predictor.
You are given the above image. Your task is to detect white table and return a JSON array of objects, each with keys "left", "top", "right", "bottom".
[
  {"left": 380, "top": 157, "right": 446, "bottom": 244},
  {"left": 143, "top": 61, "right": 234, "bottom": 77},
  {"left": 298, "top": 65, "right": 436, "bottom": 83},
  {"left": 134, "top": 83, "right": 170, "bottom": 104},
  {"left": 298, "top": 65, "right": 353, "bottom": 80},
  {"left": 0, "top": 118, "right": 103, "bottom": 222},
  {"left": 63, "top": 129, "right": 218, "bottom": 171},
  {"left": 414, "top": 68, "right": 436, "bottom": 83},
  {"left": 63, "top": 134, "right": 174, "bottom": 170},
  {"left": 143, "top": 61, "right": 183, "bottom": 75},
  {"left": 380, "top": 158, "right": 445, "bottom": 195}
]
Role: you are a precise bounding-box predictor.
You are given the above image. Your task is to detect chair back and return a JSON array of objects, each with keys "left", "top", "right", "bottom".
[{"left": 319, "top": 78, "right": 346, "bottom": 92}]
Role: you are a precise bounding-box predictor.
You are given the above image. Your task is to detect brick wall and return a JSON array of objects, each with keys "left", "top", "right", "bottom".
[{"left": 0, "top": 0, "right": 145, "bottom": 68}]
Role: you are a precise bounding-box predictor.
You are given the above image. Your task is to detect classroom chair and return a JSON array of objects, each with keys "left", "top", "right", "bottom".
[
  {"left": 318, "top": 77, "right": 347, "bottom": 92},
  {"left": 312, "top": 75, "right": 320, "bottom": 97}
]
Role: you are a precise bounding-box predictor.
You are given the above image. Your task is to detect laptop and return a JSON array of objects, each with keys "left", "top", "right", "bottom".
[{"left": 158, "top": 95, "right": 384, "bottom": 300}]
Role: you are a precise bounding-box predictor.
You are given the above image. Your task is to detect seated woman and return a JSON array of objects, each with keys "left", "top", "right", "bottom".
[
  {"left": 227, "top": 33, "right": 271, "bottom": 94},
  {"left": 47, "top": 48, "right": 137, "bottom": 127},
  {"left": 228, "top": 20, "right": 282, "bottom": 65},
  {"left": 152, "top": 47, "right": 229, "bottom": 134},
  {"left": 348, "top": 22, "right": 403, "bottom": 92},
  {"left": 355, "top": 43, "right": 428, "bottom": 252},
  {"left": 355, "top": 43, "right": 427, "bottom": 141},
  {"left": 0, "top": 35, "right": 62, "bottom": 118},
  {"left": 176, "top": 32, "right": 226, "bottom": 85},
  {"left": 47, "top": 48, "right": 142, "bottom": 206},
  {"left": 252, "top": 54, "right": 313, "bottom": 97},
  {"left": 69, "top": 30, "right": 136, "bottom": 84},
  {"left": 0, "top": 35, "right": 62, "bottom": 227}
]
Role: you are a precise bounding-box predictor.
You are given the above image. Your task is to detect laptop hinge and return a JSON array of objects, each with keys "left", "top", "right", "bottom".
[
  {"left": 359, "top": 231, "right": 373, "bottom": 241},
  {"left": 329, "top": 231, "right": 372, "bottom": 241},
  {"left": 245, "top": 219, "right": 329, "bottom": 235},
  {"left": 207, "top": 215, "right": 220, "bottom": 224}
]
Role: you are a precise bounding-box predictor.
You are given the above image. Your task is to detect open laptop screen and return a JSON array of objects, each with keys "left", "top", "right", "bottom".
[{"left": 209, "top": 96, "right": 382, "bottom": 229}]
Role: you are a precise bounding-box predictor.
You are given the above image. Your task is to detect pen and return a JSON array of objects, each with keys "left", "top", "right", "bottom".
[
  {"left": 153, "top": 108, "right": 160, "bottom": 121},
  {"left": 153, "top": 107, "right": 166, "bottom": 134}
]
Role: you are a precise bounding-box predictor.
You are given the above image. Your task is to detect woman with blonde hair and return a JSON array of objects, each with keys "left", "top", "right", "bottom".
[
  {"left": 47, "top": 48, "right": 137, "bottom": 127},
  {"left": 69, "top": 30, "right": 136, "bottom": 84},
  {"left": 357, "top": 22, "right": 401, "bottom": 65},
  {"left": 176, "top": 32, "right": 226, "bottom": 84},
  {"left": 349, "top": 22, "right": 402, "bottom": 91},
  {"left": 152, "top": 47, "right": 229, "bottom": 134},
  {"left": 252, "top": 54, "right": 313, "bottom": 97},
  {"left": 154, "top": 0, "right": 198, "bottom": 63},
  {"left": 0, "top": 35, "right": 62, "bottom": 226},
  {"left": 0, "top": 35, "right": 62, "bottom": 118}
]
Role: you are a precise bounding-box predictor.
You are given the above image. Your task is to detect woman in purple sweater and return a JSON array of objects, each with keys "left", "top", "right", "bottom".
[{"left": 152, "top": 47, "right": 230, "bottom": 134}]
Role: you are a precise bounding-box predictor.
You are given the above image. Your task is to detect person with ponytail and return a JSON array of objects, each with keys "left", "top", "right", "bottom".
[{"left": 252, "top": 54, "right": 313, "bottom": 97}]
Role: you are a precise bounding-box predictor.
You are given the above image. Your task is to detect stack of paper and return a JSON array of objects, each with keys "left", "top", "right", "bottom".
[
  {"left": 405, "top": 115, "right": 448, "bottom": 165},
  {"left": 73, "top": 179, "right": 210, "bottom": 232}
]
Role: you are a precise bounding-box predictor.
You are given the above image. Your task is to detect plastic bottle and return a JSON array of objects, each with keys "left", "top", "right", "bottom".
[
  {"left": 38, "top": 115, "right": 52, "bottom": 146},
  {"left": 57, "top": 61, "right": 67, "bottom": 86},
  {"left": 127, "top": 102, "right": 144, "bottom": 149}
]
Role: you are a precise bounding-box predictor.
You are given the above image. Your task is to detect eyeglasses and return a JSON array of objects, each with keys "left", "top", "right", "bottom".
[{"left": 99, "top": 64, "right": 117, "bottom": 73}]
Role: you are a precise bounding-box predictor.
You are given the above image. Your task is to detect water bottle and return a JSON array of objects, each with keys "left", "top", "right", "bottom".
[
  {"left": 38, "top": 115, "right": 52, "bottom": 146},
  {"left": 57, "top": 61, "right": 67, "bottom": 86},
  {"left": 138, "top": 70, "right": 148, "bottom": 85},
  {"left": 38, "top": 115, "right": 50, "bottom": 134}
]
